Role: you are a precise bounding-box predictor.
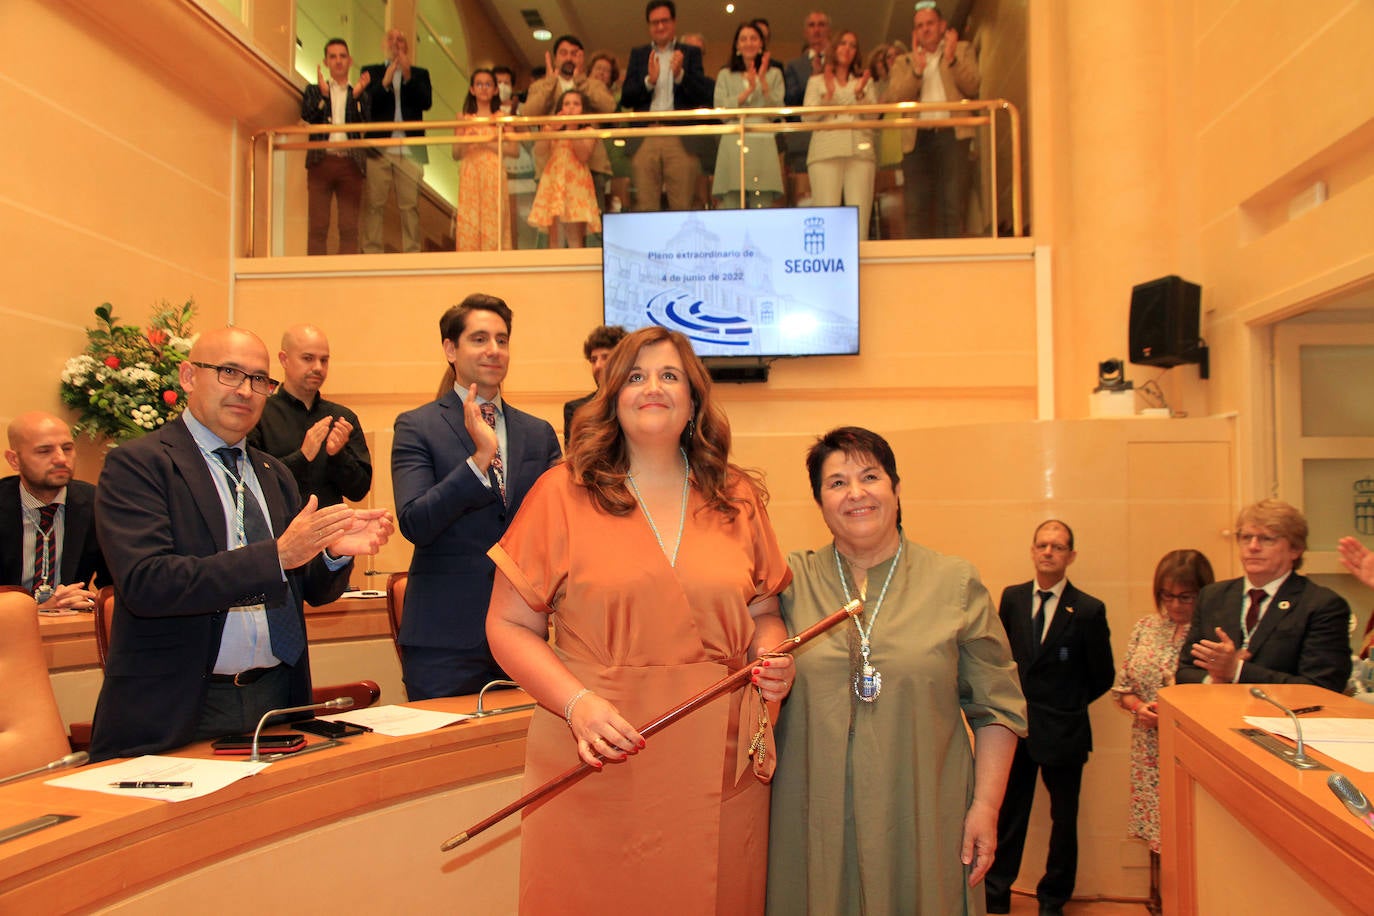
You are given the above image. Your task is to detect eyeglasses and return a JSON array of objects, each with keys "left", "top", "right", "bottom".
[
  {"left": 1235, "top": 532, "right": 1282, "bottom": 547},
  {"left": 1158, "top": 591, "right": 1198, "bottom": 605},
  {"left": 191, "top": 361, "right": 279, "bottom": 395}
]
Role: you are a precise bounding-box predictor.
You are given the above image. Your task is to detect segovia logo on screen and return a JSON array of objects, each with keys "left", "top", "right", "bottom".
[{"left": 785, "top": 216, "right": 846, "bottom": 274}]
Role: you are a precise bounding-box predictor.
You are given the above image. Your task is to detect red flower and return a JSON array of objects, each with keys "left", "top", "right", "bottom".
[
  {"left": 104, "top": 356, "right": 121, "bottom": 369},
  {"left": 162, "top": 390, "right": 179, "bottom": 406},
  {"left": 146, "top": 328, "right": 169, "bottom": 347}
]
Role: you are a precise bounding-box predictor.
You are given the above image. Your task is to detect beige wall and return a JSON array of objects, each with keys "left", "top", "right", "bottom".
[{"left": 10, "top": 0, "right": 1374, "bottom": 905}]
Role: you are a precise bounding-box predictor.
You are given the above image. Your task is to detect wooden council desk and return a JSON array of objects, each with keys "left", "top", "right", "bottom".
[
  {"left": 1158, "top": 684, "right": 1374, "bottom": 915},
  {"left": 0, "top": 695, "right": 530, "bottom": 914}
]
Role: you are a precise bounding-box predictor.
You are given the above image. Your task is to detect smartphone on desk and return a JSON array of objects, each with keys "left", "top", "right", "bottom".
[
  {"left": 294, "top": 719, "right": 368, "bottom": 739},
  {"left": 211, "top": 733, "right": 307, "bottom": 755}
]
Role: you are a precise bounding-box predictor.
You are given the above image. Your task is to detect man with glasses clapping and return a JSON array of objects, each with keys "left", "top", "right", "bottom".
[
  {"left": 88, "top": 327, "right": 393, "bottom": 761},
  {"left": 1177, "top": 498, "right": 1350, "bottom": 691}
]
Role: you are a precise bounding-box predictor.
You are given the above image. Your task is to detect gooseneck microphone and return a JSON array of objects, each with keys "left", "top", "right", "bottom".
[
  {"left": 250, "top": 697, "right": 353, "bottom": 761},
  {"left": 0, "top": 751, "right": 90, "bottom": 787},
  {"left": 1249, "top": 687, "right": 1318, "bottom": 768}
]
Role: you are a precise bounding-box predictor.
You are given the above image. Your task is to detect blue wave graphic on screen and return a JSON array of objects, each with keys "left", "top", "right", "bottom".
[{"left": 644, "top": 290, "right": 753, "bottom": 348}]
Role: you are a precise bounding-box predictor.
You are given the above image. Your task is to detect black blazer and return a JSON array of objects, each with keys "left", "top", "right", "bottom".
[
  {"left": 0, "top": 476, "right": 109, "bottom": 590},
  {"left": 88, "top": 417, "right": 350, "bottom": 760},
  {"left": 620, "top": 41, "right": 712, "bottom": 156},
  {"left": 300, "top": 80, "right": 370, "bottom": 172},
  {"left": 999, "top": 580, "right": 1114, "bottom": 765},
  {"left": 1176, "top": 574, "right": 1351, "bottom": 692},
  {"left": 360, "top": 63, "right": 432, "bottom": 164},
  {"left": 391, "top": 390, "right": 561, "bottom": 652}
]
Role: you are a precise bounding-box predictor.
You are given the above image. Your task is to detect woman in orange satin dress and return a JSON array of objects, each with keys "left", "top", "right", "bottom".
[{"left": 487, "top": 326, "right": 793, "bottom": 914}]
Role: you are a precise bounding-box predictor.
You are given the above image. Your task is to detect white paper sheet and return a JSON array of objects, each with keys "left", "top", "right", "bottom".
[
  {"left": 45, "top": 755, "right": 268, "bottom": 801},
  {"left": 1242, "top": 716, "right": 1374, "bottom": 772},
  {"left": 318, "top": 704, "right": 472, "bottom": 737}
]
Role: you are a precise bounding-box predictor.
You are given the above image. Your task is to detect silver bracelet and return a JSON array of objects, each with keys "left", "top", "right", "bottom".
[{"left": 564, "top": 688, "right": 592, "bottom": 726}]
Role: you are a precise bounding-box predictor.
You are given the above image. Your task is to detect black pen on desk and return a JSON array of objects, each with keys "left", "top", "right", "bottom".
[
  {"left": 109, "top": 781, "right": 192, "bottom": 789},
  {"left": 1291, "top": 705, "right": 1323, "bottom": 716},
  {"left": 335, "top": 720, "right": 374, "bottom": 733}
]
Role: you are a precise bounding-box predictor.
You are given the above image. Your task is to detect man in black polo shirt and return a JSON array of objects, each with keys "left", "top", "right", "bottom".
[{"left": 249, "top": 324, "right": 371, "bottom": 506}]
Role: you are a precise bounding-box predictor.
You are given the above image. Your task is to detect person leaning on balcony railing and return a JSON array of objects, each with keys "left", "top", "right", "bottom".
[
  {"left": 300, "top": 38, "right": 371, "bottom": 256},
  {"left": 619, "top": 0, "right": 714, "bottom": 212},
  {"left": 360, "top": 29, "right": 432, "bottom": 254},
  {"left": 524, "top": 34, "right": 617, "bottom": 233},
  {"left": 782, "top": 10, "right": 832, "bottom": 207},
  {"left": 802, "top": 30, "right": 879, "bottom": 239},
  {"left": 882, "top": 1, "right": 980, "bottom": 239}
]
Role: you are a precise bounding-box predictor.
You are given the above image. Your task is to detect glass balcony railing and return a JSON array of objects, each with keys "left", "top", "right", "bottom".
[{"left": 249, "top": 99, "right": 1023, "bottom": 256}]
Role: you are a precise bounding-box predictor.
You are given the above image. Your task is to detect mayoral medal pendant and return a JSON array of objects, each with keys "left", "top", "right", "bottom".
[
  {"left": 854, "top": 639, "right": 882, "bottom": 702},
  {"left": 33, "top": 583, "right": 54, "bottom": 606}
]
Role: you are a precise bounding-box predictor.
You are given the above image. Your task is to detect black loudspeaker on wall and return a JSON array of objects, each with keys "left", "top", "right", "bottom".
[{"left": 1129, "top": 275, "right": 1209, "bottom": 378}]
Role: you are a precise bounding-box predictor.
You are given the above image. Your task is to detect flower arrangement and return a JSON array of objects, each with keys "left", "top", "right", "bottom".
[{"left": 60, "top": 301, "right": 198, "bottom": 443}]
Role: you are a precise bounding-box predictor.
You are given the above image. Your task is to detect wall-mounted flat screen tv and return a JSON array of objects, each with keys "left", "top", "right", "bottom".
[{"left": 601, "top": 206, "right": 860, "bottom": 358}]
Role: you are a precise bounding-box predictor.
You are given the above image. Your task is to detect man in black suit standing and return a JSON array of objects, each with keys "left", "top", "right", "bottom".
[
  {"left": 392, "top": 295, "right": 561, "bottom": 699},
  {"left": 361, "top": 28, "right": 432, "bottom": 253},
  {"left": 88, "top": 328, "right": 393, "bottom": 760},
  {"left": 986, "top": 519, "right": 1114, "bottom": 916},
  {"left": 301, "top": 37, "right": 370, "bottom": 255},
  {"left": 1178, "top": 499, "right": 1350, "bottom": 691},
  {"left": 620, "top": 0, "right": 713, "bottom": 211},
  {"left": 2, "top": 411, "right": 108, "bottom": 610}
]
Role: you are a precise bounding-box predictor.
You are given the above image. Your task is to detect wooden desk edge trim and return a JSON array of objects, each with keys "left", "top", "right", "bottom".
[{"left": 0, "top": 705, "right": 532, "bottom": 912}]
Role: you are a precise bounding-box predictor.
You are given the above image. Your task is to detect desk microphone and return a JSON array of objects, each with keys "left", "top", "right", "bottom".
[
  {"left": 1249, "top": 687, "right": 1316, "bottom": 768},
  {"left": 0, "top": 751, "right": 89, "bottom": 787},
  {"left": 250, "top": 697, "right": 353, "bottom": 761}
]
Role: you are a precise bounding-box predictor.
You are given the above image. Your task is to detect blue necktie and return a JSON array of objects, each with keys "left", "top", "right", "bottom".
[{"left": 213, "top": 447, "right": 306, "bottom": 665}]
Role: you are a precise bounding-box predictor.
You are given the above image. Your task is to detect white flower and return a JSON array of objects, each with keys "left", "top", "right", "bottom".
[
  {"left": 61, "top": 355, "right": 98, "bottom": 385},
  {"left": 120, "top": 366, "right": 160, "bottom": 386}
]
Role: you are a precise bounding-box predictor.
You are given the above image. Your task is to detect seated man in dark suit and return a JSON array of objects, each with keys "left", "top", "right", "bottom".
[
  {"left": 392, "top": 294, "right": 562, "bottom": 699},
  {"left": 986, "top": 519, "right": 1114, "bottom": 916},
  {"left": 1178, "top": 499, "right": 1351, "bottom": 691},
  {"left": 88, "top": 328, "right": 393, "bottom": 760},
  {"left": 562, "top": 324, "right": 626, "bottom": 445},
  {"left": 2, "top": 411, "right": 108, "bottom": 610}
]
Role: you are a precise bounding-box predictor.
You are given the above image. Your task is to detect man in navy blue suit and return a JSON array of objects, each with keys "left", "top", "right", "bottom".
[
  {"left": 392, "top": 294, "right": 562, "bottom": 699},
  {"left": 620, "top": 0, "right": 713, "bottom": 211},
  {"left": 986, "top": 519, "right": 1113, "bottom": 916}
]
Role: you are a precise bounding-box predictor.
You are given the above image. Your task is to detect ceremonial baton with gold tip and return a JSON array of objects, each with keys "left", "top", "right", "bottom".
[{"left": 440, "top": 598, "right": 861, "bottom": 851}]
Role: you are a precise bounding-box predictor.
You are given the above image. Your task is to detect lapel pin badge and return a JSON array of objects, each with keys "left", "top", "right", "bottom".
[{"left": 1278, "top": 600, "right": 1291, "bottom": 610}]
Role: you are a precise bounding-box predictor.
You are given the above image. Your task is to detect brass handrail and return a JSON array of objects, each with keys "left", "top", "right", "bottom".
[{"left": 247, "top": 98, "right": 1022, "bottom": 255}]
